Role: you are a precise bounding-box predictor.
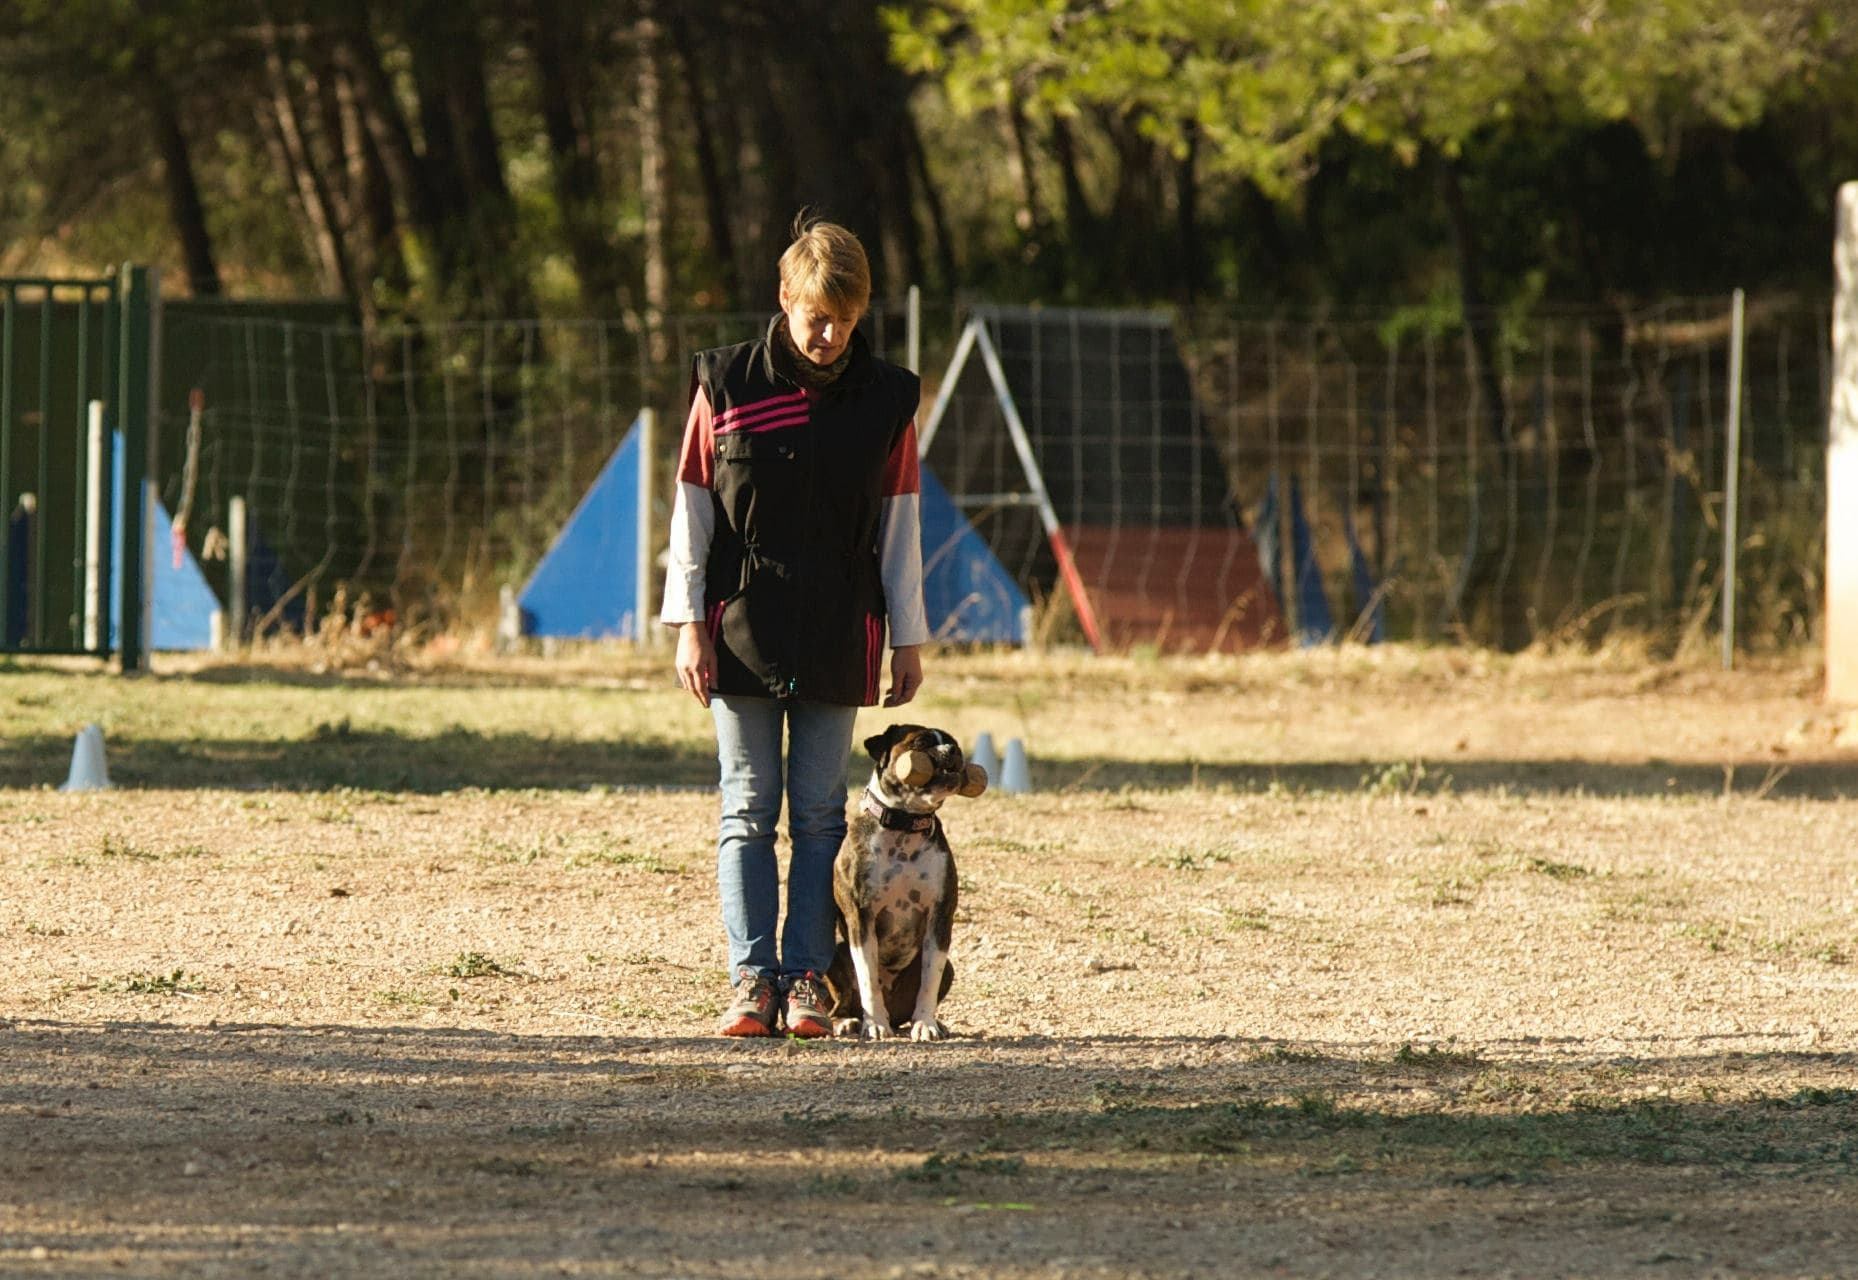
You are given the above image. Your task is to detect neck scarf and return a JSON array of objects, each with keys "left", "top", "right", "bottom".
[{"left": 774, "top": 319, "right": 852, "bottom": 390}]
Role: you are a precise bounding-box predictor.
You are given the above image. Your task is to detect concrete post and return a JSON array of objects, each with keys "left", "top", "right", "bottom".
[{"left": 1830, "top": 185, "right": 1858, "bottom": 703}]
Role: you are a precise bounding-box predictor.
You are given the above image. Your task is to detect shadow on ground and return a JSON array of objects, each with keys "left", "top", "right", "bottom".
[
  {"left": 2, "top": 1019, "right": 1855, "bottom": 1276},
  {"left": 3, "top": 726, "right": 1855, "bottom": 798}
]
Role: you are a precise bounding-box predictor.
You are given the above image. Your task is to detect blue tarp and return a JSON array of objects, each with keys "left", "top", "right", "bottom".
[
  {"left": 1342, "top": 500, "right": 1387, "bottom": 644},
  {"left": 109, "top": 433, "right": 221, "bottom": 651},
  {"left": 519, "top": 427, "right": 1025, "bottom": 647},
  {"left": 920, "top": 465, "right": 1027, "bottom": 644},
  {"left": 519, "top": 420, "right": 643, "bottom": 640},
  {"left": 1255, "top": 473, "right": 1334, "bottom": 647}
]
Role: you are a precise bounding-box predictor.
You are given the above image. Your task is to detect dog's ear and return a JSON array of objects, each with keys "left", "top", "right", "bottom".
[{"left": 864, "top": 724, "right": 916, "bottom": 765}]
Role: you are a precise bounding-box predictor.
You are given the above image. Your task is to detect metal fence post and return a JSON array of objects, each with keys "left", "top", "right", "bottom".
[
  {"left": 1721, "top": 289, "right": 1746, "bottom": 671},
  {"left": 116, "top": 263, "right": 159, "bottom": 672}
]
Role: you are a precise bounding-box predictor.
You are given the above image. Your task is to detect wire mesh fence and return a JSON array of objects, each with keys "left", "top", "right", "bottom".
[
  {"left": 153, "top": 293, "right": 1828, "bottom": 651},
  {"left": 1181, "top": 298, "right": 1828, "bottom": 651}
]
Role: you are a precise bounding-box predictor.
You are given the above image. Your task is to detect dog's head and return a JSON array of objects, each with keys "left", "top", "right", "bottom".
[{"left": 864, "top": 724, "right": 988, "bottom": 810}]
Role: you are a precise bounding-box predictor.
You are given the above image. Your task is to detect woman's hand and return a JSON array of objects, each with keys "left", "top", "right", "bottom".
[
  {"left": 884, "top": 645, "right": 924, "bottom": 707},
  {"left": 674, "top": 622, "right": 716, "bottom": 707}
]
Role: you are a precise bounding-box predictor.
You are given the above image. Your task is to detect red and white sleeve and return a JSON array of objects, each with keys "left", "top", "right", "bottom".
[
  {"left": 877, "top": 419, "right": 929, "bottom": 647},
  {"left": 659, "top": 385, "right": 716, "bottom": 626}
]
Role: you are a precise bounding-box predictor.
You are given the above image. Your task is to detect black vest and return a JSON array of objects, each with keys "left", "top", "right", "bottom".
[{"left": 697, "top": 319, "right": 920, "bottom": 705}]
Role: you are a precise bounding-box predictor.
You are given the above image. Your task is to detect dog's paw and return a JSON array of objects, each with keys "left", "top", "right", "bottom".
[
  {"left": 909, "top": 1019, "right": 948, "bottom": 1042},
  {"left": 861, "top": 1020, "right": 896, "bottom": 1042},
  {"left": 832, "top": 1016, "right": 862, "bottom": 1038}
]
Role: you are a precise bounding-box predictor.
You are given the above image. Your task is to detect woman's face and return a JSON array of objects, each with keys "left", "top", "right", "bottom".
[{"left": 779, "top": 285, "right": 862, "bottom": 366}]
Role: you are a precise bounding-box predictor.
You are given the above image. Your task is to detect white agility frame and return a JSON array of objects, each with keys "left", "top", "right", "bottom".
[
  {"left": 1830, "top": 183, "right": 1858, "bottom": 703},
  {"left": 918, "top": 314, "right": 1105, "bottom": 650}
]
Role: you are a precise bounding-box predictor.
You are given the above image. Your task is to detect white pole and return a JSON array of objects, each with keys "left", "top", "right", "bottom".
[
  {"left": 635, "top": 408, "right": 656, "bottom": 647},
  {"left": 916, "top": 318, "right": 980, "bottom": 455},
  {"left": 228, "top": 495, "right": 247, "bottom": 650},
  {"left": 1721, "top": 288, "right": 1745, "bottom": 671},
  {"left": 1831, "top": 184, "right": 1858, "bottom": 703},
  {"left": 906, "top": 285, "right": 921, "bottom": 375},
  {"left": 140, "top": 477, "right": 156, "bottom": 663},
  {"left": 83, "top": 399, "right": 104, "bottom": 652}
]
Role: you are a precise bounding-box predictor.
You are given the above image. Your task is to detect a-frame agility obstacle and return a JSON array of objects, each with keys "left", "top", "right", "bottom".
[{"left": 919, "top": 306, "right": 1283, "bottom": 652}]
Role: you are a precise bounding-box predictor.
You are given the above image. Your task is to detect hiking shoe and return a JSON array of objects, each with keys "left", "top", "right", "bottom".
[
  {"left": 718, "top": 969, "right": 779, "bottom": 1037},
  {"left": 783, "top": 972, "right": 834, "bottom": 1039}
]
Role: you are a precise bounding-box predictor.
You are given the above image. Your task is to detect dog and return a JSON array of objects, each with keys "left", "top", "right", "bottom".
[{"left": 827, "top": 724, "right": 986, "bottom": 1041}]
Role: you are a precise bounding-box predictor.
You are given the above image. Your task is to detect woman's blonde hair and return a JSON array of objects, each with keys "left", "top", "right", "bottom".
[{"left": 778, "top": 215, "right": 871, "bottom": 317}]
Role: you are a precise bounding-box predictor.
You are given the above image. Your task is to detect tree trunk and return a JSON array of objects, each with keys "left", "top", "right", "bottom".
[
  {"left": 142, "top": 67, "right": 220, "bottom": 297},
  {"left": 667, "top": 8, "right": 742, "bottom": 308},
  {"left": 333, "top": 58, "right": 401, "bottom": 325},
  {"left": 1176, "top": 122, "right": 1201, "bottom": 304},
  {"left": 529, "top": 0, "right": 622, "bottom": 310},
  {"left": 637, "top": 9, "right": 671, "bottom": 364},
  {"left": 1438, "top": 153, "right": 1509, "bottom": 450},
  {"left": 1004, "top": 96, "right": 1047, "bottom": 238},
  {"left": 1437, "top": 150, "right": 1516, "bottom": 646},
  {"left": 904, "top": 108, "right": 957, "bottom": 291},
  {"left": 331, "top": 3, "right": 439, "bottom": 240},
  {"left": 1050, "top": 117, "right": 1100, "bottom": 290},
  {"left": 401, "top": 0, "right": 532, "bottom": 318},
  {"left": 260, "top": 20, "right": 353, "bottom": 299}
]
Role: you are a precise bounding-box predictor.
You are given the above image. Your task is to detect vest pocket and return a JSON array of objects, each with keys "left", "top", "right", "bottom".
[{"left": 715, "top": 433, "right": 799, "bottom": 464}]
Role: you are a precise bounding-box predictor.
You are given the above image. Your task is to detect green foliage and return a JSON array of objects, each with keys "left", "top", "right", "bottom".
[{"left": 446, "top": 951, "right": 517, "bottom": 980}]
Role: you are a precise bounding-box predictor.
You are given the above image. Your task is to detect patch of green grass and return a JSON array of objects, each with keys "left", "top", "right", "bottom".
[
  {"left": 1526, "top": 856, "right": 1594, "bottom": 881},
  {"left": 96, "top": 835, "right": 161, "bottom": 862},
  {"left": 973, "top": 836, "right": 1066, "bottom": 856},
  {"left": 1360, "top": 759, "right": 1453, "bottom": 798},
  {"left": 1467, "top": 1070, "right": 1544, "bottom": 1104},
  {"left": 1150, "top": 845, "right": 1234, "bottom": 872},
  {"left": 374, "top": 988, "right": 436, "bottom": 1009},
  {"left": 1255, "top": 1045, "right": 1325, "bottom": 1064},
  {"left": 446, "top": 951, "right": 518, "bottom": 979},
  {"left": 104, "top": 968, "right": 205, "bottom": 995},
  {"left": 1421, "top": 870, "right": 1495, "bottom": 907},
  {"left": 1220, "top": 906, "right": 1271, "bottom": 932},
  {"left": 54, "top": 835, "right": 209, "bottom": 868},
  {"left": 1393, "top": 1042, "right": 1487, "bottom": 1070},
  {"left": 564, "top": 844, "right": 675, "bottom": 874}
]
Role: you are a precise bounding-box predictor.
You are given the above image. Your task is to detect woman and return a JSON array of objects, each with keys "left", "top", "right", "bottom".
[{"left": 661, "top": 217, "right": 927, "bottom": 1038}]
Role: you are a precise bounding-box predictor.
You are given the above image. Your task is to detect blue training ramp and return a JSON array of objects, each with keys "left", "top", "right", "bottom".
[
  {"left": 1341, "top": 499, "right": 1386, "bottom": 644},
  {"left": 109, "top": 433, "right": 221, "bottom": 651},
  {"left": 919, "top": 465, "right": 1027, "bottom": 644},
  {"left": 1255, "top": 473, "right": 1334, "bottom": 647},
  {"left": 519, "top": 419, "right": 643, "bottom": 640}
]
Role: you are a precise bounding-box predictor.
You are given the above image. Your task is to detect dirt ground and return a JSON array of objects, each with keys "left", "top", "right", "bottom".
[{"left": 2, "top": 646, "right": 1856, "bottom": 1277}]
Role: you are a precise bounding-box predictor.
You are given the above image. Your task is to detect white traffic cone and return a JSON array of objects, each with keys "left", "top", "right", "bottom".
[
  {"left": 1000, "top": 737, "right": 1032, "bottom": 794},
  {"left": 60, "top": 724, "right": 112, "bottom": 792},
  {"left": 968, "top": 731, "right": 1000, "bottom": 781}
]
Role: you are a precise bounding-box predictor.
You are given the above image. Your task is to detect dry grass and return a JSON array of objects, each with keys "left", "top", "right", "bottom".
[{"left": 2, "top": 642, "right": 1855, "bottom": 1276}]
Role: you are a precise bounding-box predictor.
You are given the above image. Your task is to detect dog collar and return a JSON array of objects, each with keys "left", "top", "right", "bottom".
[{"left": 860, "top": 787, "right": 939, "bottom": 834}]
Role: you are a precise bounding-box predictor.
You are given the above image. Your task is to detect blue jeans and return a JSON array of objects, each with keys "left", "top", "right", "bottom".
[{"left": 710, "top": 694, "right": 858, "bottom": 985}]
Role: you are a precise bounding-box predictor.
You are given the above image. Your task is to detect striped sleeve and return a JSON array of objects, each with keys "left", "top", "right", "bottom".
[
  {"left": 878, "top": 418, "right": 929, "bottom": 647},
  {"left": 659, "top": 385, "right": 716, "bottom": 626}
]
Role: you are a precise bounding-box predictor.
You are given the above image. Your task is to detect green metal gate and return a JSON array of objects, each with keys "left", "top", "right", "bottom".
[{"left": 1, "top": 264, "right": 157, "bottom": 668}]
